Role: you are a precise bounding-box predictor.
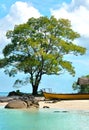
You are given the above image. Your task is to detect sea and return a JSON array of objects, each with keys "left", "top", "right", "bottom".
[
  {"left": 0, "top": 92, "right": 89, "bottom": 130},
  {"left": 0, "top": 108, "right": 89, "bottom": 130},
  {"left": 0, "top": 92, "right": 8, "bottom": 97}
]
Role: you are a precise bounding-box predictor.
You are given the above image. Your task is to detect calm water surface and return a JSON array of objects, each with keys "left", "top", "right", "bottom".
[{"left": 0, "top": 107, "right": 89, "bottom": 130}]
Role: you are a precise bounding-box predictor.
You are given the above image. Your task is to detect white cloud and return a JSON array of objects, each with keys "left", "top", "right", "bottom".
[
  {"left": 51, "top": 0, "right": 89, "bottom": 72},
  {"left": 51, "top": 0, "right": 89, "bottom": 38},
  {"left": 0, "top": 1, "right": 41, "bottom": 56},
  {"left": 7, "top": 1, "right": 41, "bottom": 24}
]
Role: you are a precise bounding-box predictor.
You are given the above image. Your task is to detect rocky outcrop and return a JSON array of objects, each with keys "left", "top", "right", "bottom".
[
  {"left": 0, "top": 97, "right": 16, "bottom": 102},
  {"left": 5, "top": 95, "right": 39, "bottom": 109},
  {"left": 26, "top": 100, "right": 39, "bottom": 108},
  {"left": 5, "top": 100, "right": 27, "bottom": 109},
  {"left": 8, "top": 90, "right": 23, "bottom": 96}
]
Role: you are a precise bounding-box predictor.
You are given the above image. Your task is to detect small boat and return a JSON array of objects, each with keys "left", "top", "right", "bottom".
[{"left": 43, "top": 92, "right": 89, "bottom": 100}]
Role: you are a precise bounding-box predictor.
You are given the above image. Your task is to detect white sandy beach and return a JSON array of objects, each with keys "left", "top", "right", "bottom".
[
  {"left": 39, "top": 100, "right": 89, "bottom": 110},
  {"left": 0, "top": 102, "right": 8, "bottom": 106},
  {"left": 1, "top": 100, "right": 89, "bottom": 110}
]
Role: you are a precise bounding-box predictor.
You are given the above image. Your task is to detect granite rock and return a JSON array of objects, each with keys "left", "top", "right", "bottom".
[{"left": 5, "top": 100, "right": 27, "bottom": 109}]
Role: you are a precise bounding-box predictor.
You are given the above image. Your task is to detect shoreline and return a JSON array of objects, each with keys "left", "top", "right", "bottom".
[
  {"left": 0, "top": 102, "right": 8, "bottom": 106},
  {"left": 1, "top": 100, "right": 89, "bottom": 110},
  {"left": 39, "top": 100, "right": 89, "bottom": 110}
]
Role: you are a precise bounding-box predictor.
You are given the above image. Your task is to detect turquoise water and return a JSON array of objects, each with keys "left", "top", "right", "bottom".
[{"left": 0, "top": 107, "right": 89, "bottom": 130}]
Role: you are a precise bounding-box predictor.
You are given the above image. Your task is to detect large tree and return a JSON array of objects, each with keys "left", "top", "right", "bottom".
[{"left": 0, "top": 16, "right": 86, "bottom": 95}]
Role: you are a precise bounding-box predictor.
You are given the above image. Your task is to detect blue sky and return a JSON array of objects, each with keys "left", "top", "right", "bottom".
[
  {"left": 0, "top": 0, "right": 71, "bottom": 18},
  {"left": 0, "top": 0, "right": 89, "bottom": 93}
]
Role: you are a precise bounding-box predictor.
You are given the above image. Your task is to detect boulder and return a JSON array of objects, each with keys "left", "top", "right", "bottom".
[
  {"left": 5, "top": 100, "right": 27, "bottom": 109},
  {"left": 19, "top": 94, "right": 34, "bottom": 101},
  {"left": 32, "top": 100, "right": 39, "bottom": 105},
  {"left": 31, "top": 104, "right": 39, "bottom": 108},
  {"left": 43, "top": 106, "right": 50, "bottom": 108},
  {"left": 0, "top": 97, "right": 14, "bottom": 102},
  {"left": 5, "top": 98, "right": 39, "bottom": 109},
  {"left": 25, "top": 100, "right": 39, "bottom": 108},
  {"left": 26, "top": 100, "right": 33, "bottom": 107},
  {"left": 19, "top": 95, "right": 39, "bottom": 108}
]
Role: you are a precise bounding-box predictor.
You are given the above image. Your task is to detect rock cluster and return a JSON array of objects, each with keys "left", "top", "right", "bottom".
[{"left": 5, "top": 95, "right": 39, "bottom": 109}]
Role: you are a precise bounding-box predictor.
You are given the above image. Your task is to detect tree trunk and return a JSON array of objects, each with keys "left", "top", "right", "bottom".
[
  {"left": 32, "top": 85, "right": 38, "bottom": 96},
  {"left": 31, "top": 71, "right": 42, "bottom": 95}
]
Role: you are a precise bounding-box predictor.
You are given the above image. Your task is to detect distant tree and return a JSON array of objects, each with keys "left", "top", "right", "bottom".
[
  {"left": 72, "top": 75, "right": 89, "bottom": 93},
  {"left": 0, "top": 16, "right": 86, "bottom": 95}
]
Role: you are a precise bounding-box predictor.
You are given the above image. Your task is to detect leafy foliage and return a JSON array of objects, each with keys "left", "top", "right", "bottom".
[
  {"left": 0, "top": 16, "right": 86, "bottom": 95},
  {"left": 72, "top": 75, "right": 89, "bottom": 93}
]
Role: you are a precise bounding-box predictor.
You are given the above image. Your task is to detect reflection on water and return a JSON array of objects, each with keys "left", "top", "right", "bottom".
[{"left": 0, "top": 108, "right": 89, "bottom": 130}]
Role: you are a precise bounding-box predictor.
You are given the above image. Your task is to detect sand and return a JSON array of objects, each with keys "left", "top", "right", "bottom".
[
  {"left": 0, "top": 102, "right": 8, "bottom": 106},
  {"left": 39, "top": 100, "right": 89, "bottom": 110},
  {"left": 1, "top": 100, "right": 89, "bottom": 110}
]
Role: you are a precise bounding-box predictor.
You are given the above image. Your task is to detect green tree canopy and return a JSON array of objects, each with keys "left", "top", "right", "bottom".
[
  {"left": 72, "top": 75, "right": 89, "bottom": 93},
  {"left": 0, "top": 16, "right": 86, "bottom": 95}
]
